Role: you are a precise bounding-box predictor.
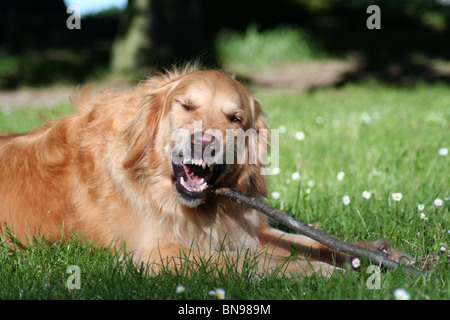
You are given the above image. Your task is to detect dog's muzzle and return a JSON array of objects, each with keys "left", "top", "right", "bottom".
[{"left": 172, "top": 132, "right": 224, "bottom": 207}]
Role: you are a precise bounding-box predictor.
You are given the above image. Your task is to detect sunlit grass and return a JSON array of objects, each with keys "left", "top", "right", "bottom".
[
  {"left": 0, "top": 103, "right": 74, "bottom": 133},
  {"left": 260, "top": 82, "right": 449, "bottom": 282},
  {"left": 0, "top": 80, "right": 448, "bottom": 299},
  {"left": 216, "top": 24, "right": 323, "bottom": 74}
]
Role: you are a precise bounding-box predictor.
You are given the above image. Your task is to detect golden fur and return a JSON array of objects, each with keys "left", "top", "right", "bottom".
[{"left": 0, "top": 65, "right": 411, "bottom": 276}]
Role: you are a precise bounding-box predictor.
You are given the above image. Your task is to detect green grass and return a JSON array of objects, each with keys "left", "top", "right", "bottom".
[
  {"left": 0, "top": 103, "right": 74, "bottom": 133},
  {"left": 0, "top": 81, "right": 448, "bottom": 300},
  {"left": 216, "top": 25, "right": 322, "bottom": 75}
]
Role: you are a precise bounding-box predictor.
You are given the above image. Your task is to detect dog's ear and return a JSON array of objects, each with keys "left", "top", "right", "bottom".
[
  {"left": 123, "top": 86, "right": 171, "bottom": 170},
  {"left": 251, "top": 98, "right": 270, "bottom": 198},
  {"left": 236, "top": 98, "right": 269, "bottom": 197}
]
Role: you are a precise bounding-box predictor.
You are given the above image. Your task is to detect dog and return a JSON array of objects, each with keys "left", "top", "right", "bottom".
[{"left": 0, "top": 65, "right": 412, "bottom": 276}]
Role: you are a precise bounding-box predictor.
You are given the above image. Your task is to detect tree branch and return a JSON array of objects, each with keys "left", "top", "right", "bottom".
[{"left": 214, "top": 187, "right": 423, "bottom": 277}]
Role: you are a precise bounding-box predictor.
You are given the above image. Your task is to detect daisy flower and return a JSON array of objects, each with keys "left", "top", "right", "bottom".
[
  {"left": 209, "top": 288, "right": 226, "bottom": 300},
  {"left": 295, "top": 131, "right": 305, "bottom": 141},
  {"left": 271, "top": 167, "right": 280, "bottom": 175},
  {"left": 420, "top": 212, "right": 428, "bottom": 220},
  {"left": 394, "top": 288, "right": 410, "bottom": 300},
  {"left": 215, "top": 288, "right": 226, "bottom": 299},
  {"left": 343, "top": 195, "right": 350, "bottom": 205},
  {"left": 362, "top": 191, "right": 371, "bottom": 199},
  {"left": 434, "top": 198, "right": 443, "bottom": 206},
  {"left": 271, "top": 192, "right": 280, "bottom": 200},
  {"left": 392, "top": 193, "right": 403, "bottom": 201},
  {"left": 176, "top": 285, "right": 185, "bottom": 294},
  {"left": 417, "top": 204, "right": 425, "bottom": 211},
  {"left": 362, "top": 113, "right": 371, "bottom": 124},
  {"left": 371, "top": 168, "right": 382, "bottom": 176},
  {"left": 438, "top": 148, "right": 448, "bottom": 156},
  {"left": 291, "top": 172, "right": 301, "bottom": 181},
  {"left": 337, "top": 171, "right": 345, "bottom": 181},
  {"left": 440, "top": 246, "right": 446, "bottom": 253},
  {"left": 351, "top": 257, "right": 361, "bottom": 269}
]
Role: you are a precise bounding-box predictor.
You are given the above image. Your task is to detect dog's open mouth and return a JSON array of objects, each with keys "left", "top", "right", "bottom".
[{"left": 172, "top": 155, "right": 224, "bottom": 206}]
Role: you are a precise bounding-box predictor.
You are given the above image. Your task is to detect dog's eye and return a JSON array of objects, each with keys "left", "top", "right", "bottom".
[
  {"left": 181, "top": 104, "right": 193, "bottom": 111},
  {"left": 229, "top": 115, "right": 242, "bottom": 124}
]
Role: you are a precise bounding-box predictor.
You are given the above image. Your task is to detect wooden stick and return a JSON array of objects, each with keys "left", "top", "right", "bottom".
[{"left": 214, "top": 187, "right": 423, "bottom": 276}]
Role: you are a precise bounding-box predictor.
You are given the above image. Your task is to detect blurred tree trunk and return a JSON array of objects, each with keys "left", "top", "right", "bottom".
[
  {"left": 111, "top": 0, "right": 153, "bottom": 73},
  {"left": 111, "top": 0, "right": 206, "bottom": 73}
]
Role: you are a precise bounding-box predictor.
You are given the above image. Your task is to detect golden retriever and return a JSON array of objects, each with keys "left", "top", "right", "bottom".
[{"left": 0, "top": 65, "right": 411, "bottom": 276}]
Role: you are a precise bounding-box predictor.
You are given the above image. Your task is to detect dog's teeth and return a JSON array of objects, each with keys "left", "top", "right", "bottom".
[
  {"left": 183, "top": 156, "right": 191, "bottom": 164},
  {"left": 199, "top": 178, "right": 204, "bottom": 184},
  {"left": 202, "top": 162, "right": 206, "bottom": 169},
  {"left": 199, "top": 181, "right": 208, "bottom": 191},
  {"left": 180, "top": 177, "right": 186, "bottom": 187}
]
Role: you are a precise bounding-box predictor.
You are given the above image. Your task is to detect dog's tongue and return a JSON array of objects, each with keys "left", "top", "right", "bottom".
[{"left": 181, "top": 163, "right": 208, "bottom": 192}]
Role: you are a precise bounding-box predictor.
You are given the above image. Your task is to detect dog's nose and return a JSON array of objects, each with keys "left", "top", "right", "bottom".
[{"left": 191, "top": 132, "right": 215, "bottom": 151}]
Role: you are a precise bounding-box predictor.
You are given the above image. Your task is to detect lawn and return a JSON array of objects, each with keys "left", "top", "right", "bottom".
[{"left": 0, "top": 79, "right": 448, "bottom": 301}]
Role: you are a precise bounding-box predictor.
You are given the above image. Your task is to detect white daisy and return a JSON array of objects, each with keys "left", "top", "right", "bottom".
[
  {"left": 362, "top": 191, "right": 371, "bottom": 199},
  {"left": 438, "top": 148, "right": 448, "bottom": 156},
  {"left": 295, "top": 131, "right": 305, "bottom": 141},
  {"left": 343, "top": 195, "right": 350, "bottom": 205},
  {"left": 351, "top": 257, "right": 361, "bottom": 269},
  {"left": 209, "top": 288, "right": 226, "bottom": 300},
  {"left": 291, "top": 172, "right": 301, "bottom": 181},
  {"left": 176, "top": 285, "right": 185, "bottom": 294},
  {"left": 392, "top": 193, "right": 403, "bottom": 201},
  {"left": 434, "top": 198, "right": 443, "bottom": 206},
  {"left": 362, "top": 113, "right": 371, "bottom": 124},
  {"left": 417, "top": 204, "right": 425, "bottom": 211},
  {"left": 271, "top": 192, "right": 280, "bottom": 200},
  {"left": 371, "top": 168, "right": 382, "bottom": 176},
  {"left": 271, "top": 167, "right": 280, "bottom": 175},
  {"left": 337, "top": 171, "right": 345, "bottom": 181},
  {"left": 394, "top": 288, "right": 410, "bottom": 300}
]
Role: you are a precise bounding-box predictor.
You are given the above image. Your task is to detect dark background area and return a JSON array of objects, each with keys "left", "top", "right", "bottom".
[{"left": 1, "top": 0, "right": 450, "bottom": 89}]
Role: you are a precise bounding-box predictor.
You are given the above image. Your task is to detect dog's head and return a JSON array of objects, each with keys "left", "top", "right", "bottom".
[{"left": 123, "top": 67, "right": 269, "bottom": 208}]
